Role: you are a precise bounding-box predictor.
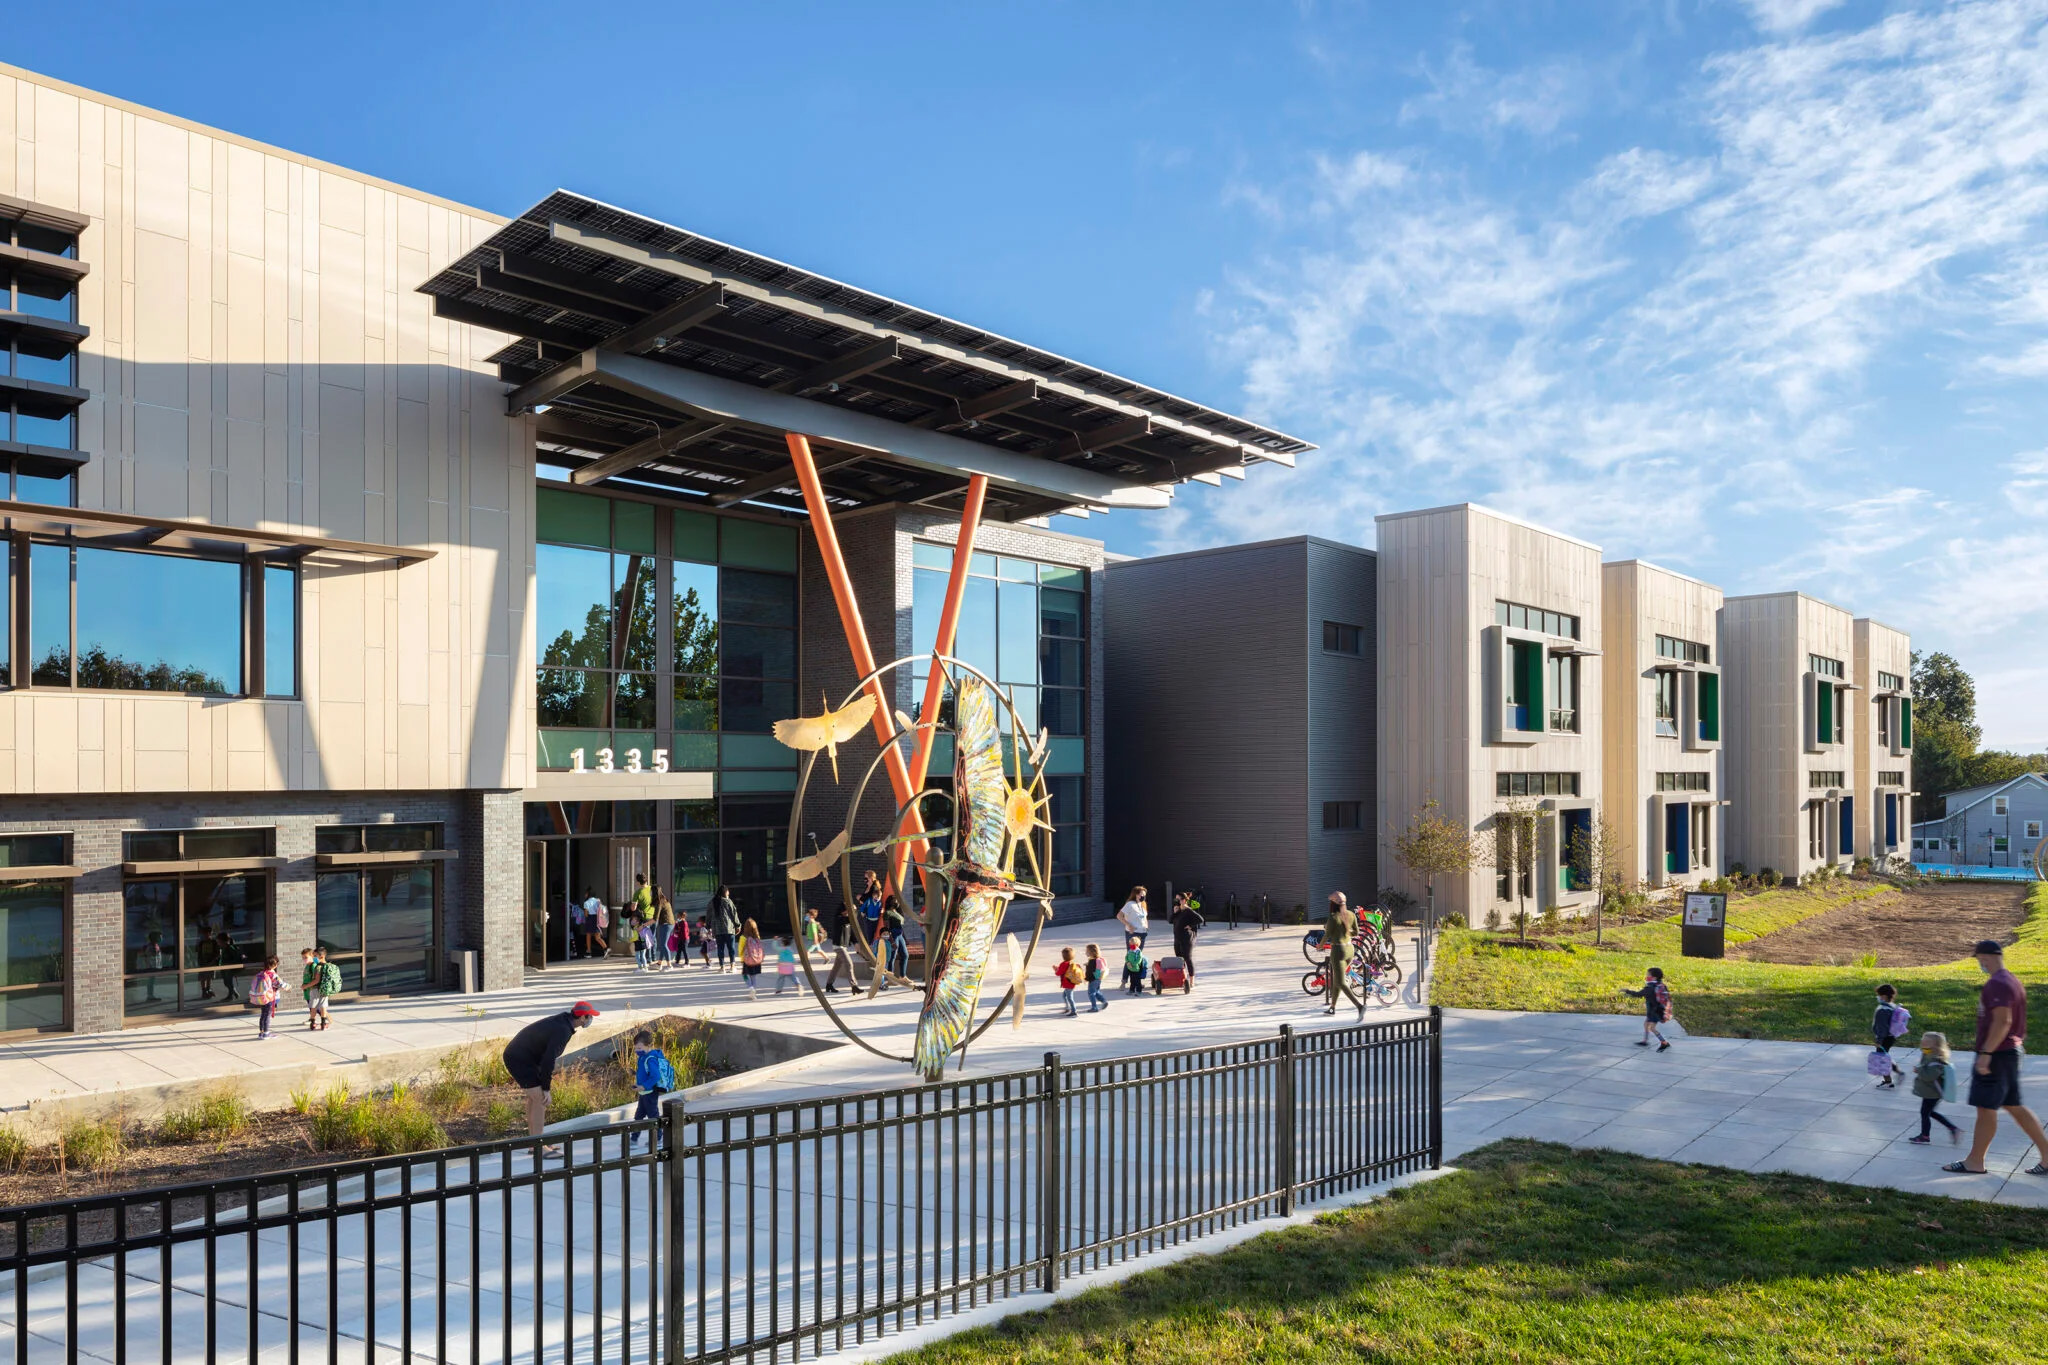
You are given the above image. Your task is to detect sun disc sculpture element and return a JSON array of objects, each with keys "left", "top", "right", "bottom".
[{"left": 776, "top": 654, "right": 1055, "bottom": 1080}]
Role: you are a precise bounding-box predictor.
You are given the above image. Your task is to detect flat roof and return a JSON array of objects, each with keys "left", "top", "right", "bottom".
[
  {"left": 1105, "top": 532, "right": 1374, "bottom": 572},
  {"left": 417, "top": 191, "right": 1314, "bottom": 524},
  {"left": 1603, "top": 558, "right": 1724, "bottom": 593},
  {"left": 1375, "top": 501, "right": 1602, "bottom": 552}
]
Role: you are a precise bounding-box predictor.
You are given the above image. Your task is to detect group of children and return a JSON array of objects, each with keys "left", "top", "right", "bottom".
[
  {"left": 1622, "top": 966, "right": 1964, "bottom": 1144},
  {"left": 1050, "top": 938, "right": 1167, "bottom": 1016},
  {"left": 236, "top": 946, "right": 346, "bottom": 1040}
]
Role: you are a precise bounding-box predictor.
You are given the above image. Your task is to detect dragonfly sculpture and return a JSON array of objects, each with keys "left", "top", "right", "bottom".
[{"left": 775, "top": 655, "right": 1056, "bottom": 1080}]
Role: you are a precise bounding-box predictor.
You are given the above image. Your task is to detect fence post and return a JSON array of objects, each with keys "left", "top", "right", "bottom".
[
  {"left": 1428, "top": 1005, "right": 1444, "bottom": 1170},
  {"left": 1040, "top": 1051, "right": 1062, "bottom": 1292},
  {"left": 663, "top": 1097, "right": 683, "bottom": 1365},
  {"left": 1275, "top": 1025, "right": 1295, "bottom": 1216}
]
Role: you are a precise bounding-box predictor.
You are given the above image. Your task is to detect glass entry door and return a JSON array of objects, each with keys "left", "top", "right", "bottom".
[
  {"left": 316, "top": 866, "right": 441, "bottom": 996},
  {"left": 526, "top": 839, "right": 549, "bottom": 971}
]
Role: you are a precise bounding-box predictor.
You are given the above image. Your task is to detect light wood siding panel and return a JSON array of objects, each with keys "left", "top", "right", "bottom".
[
  {"left": 1853, "top": 617, "right": 1912, "bottom": 857},
  {"left": 1723, "top": 593, "right": 1856, "bottom": 878},
  {"left": 1106, "top": 540, "right": 1311, "bottom": 911},
  {"left": 0, "top": 65, "right": 529, "bottom": 796},
  {"left": 1306, "top": 540, "right": 1378, "bottom": 906}
]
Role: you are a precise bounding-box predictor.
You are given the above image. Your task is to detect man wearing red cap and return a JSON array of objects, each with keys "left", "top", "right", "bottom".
[{"left": 503, "top": 1001, "right": 601, "bottom": 1145}]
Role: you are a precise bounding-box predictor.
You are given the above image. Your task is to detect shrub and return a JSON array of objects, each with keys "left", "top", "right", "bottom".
[
  {"left": 309, "top": 1088, "right": 376, "bottom": 1152},
  {"left": 1536, "top": 902, "right": 1563, "bottom": 935},
  {"left": 546, "top": 1066, "right": 635, "bottom": 1123},
  {"left": 1728, "top": 862, "right": 1748, "bottom": 878},
  {"left": 484, "top": 1098, "right": 525, "bottom": 1137},
  {"left": 1759, "top": 867, "right": 1782, "bottom": 889},
  {"left": 60, "top": 1118, "right": 124, "bottom": 1173},
  {"left": 439, "top": 1042, "right": 514, "bottom": 1090},
  {"left": 0, "top": 1125, "right": 28, "bottom": 1173},
  {"left": 157, "top": 1087, "right": 253, "bottom": 1143},
  {"left": 288, "top": 1086, "right": 316, "bottom": 1115},
  {"left": 363, "top": 1095, "right": 447, "bottom": 1156},
  {"left": 420, "top": 1078, "right": 470, "bottom": 1118},
  {"left": 1856, "top": 951, "right": 1880, "bottom": 969}
]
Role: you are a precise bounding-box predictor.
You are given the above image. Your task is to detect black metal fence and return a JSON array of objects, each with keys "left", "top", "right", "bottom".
[{"left": 3, "top": 1010, "right": 1440, "bottom": 1365}]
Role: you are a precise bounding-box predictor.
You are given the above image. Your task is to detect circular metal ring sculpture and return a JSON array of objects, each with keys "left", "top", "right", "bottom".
[{"left": 776, "top": 653, "right": 1056, "bottom": 1080}]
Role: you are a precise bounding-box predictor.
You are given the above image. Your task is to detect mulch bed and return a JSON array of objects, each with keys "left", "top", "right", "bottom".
[{"left": 1732, "top": 882, "right": 2030, "bottom": 968}]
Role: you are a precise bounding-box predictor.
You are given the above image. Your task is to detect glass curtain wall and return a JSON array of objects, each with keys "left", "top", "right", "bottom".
[
  {"left": 0, "top": 832, "right": 67, "bottom": 1034},
  {"left": 312, "top": 823, "right": 443, "bottom": 995},
  {"left": 910, "top": 543, "right": 1089, "bottom": 896}
]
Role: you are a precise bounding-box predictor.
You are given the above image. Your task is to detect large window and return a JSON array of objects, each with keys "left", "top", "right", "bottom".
[
  {"left": 1494, "top": 600, "right": 1580, "bottom": 640},
  {"left": 535, "top": 487, "right": 799, "bottom": 785},
  {"left": 315, "top": 826, "right": 442, "bottom": 998},
  {"left": 1656, "top": 634, "right": 1711, "bottom": 664},
  {"left": 1322, "top": 621, "right": 1362, "bottom": 655},
  {"left": 0, "top": 833, "right": 68, "bottom": 1035},
  {"left": 1547, "top": 652, "right": 1579, "bottom": 732},
  {"left": 1656, "top": 771, "right": 1711, "bottom": 793},
  {"left": 3, "top": 542, "right": 296, "bottom": 696},
  {"left": 123, "top": 827, "right": 276, "bottom": 1021},
  {"left": 1654, "top": 669, "right": 1680, "bottom": 738},
  {"left": 1495, "top": 771, "right": 1580, "bottom": 797},
  {"left": 911, "top": 542, "right": 1090, "bottom": 896}
]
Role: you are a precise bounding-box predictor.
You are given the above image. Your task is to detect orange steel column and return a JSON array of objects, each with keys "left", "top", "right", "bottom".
[
  {"left": 893, "top": 473, "right": 989, "bottom": 889},
  {"left": 785, "top": 433, "right": 927, "bottom": 854}
]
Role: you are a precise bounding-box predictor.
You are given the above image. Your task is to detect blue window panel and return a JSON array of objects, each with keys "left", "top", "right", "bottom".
[
  {"left": 28, "top": 543, "right": 69, "bottom": 686},
  {"left": 954, "top": 577, "right": 998, "bottom": 679},
  {"left": 536, "top": 544, "right": 611, "bottom": 668},
  {"left": 263, "top": 565, "right": 297, "bottom": 697},
  {"left": 968, "top": 551, "right": 998, "bottom": 577},
  {"left": 74, "top": 546, "right": 243, "bottom": 694},
  {"left": 722, "top": 733, "right": 798, "bottom": 769},
  {"left": 912, "top": 541, "right": 952, "bottom": 571},
  {"left": 14, "top": 410, "right": 74, "bottom": 448},
  {"left": 912, "top": 568, "right": 946, "bottom": 658},
  {"left": 998, "top": 580, "right": 1038, "bottom": 685},
  {"left": 998, "top": 556, "right": 1038, "bottom": 583},
  {"left": 1045, "top": 737, "right": 1085, "bottom": 775},
  {"left": 1040, "top": 588, "right": 1084, "bottom": 638}
]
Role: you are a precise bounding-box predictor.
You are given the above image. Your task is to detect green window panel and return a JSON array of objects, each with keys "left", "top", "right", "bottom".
[
  {"left": 1699, "top": 672, "right": 1721, "bottom": 742},
  {"left": 1039, "top": 563, "right": 1084, "bottom": 590},
  {"left": 612, "top": 499, "right": 655, "bottom": 554},
  {"left": 1900, "top": 697, "right": 1912, "bottom": 748},
  {"left": 723, "top": 519, "right": 798, "bottom": 571},
  {"left": 537, "top": 488, "right": 610, "bottom": 548},
  {"left": 537, "top": 729, "right": 605, "bottom": 770},
  {"left": 673, "top": 509, "right": 718, "bottom": 564},
  {"left": 671, "top": 733, "right": 719, "bottom": 770},
  {"left": 1816, "top": 680, "right": 1835, "bottom": 746},
  {"left": 1045, "top": 737, "right": 1085, "bottom": 775},
  {"left": 723, "top": 769, "right": 797, "bottom": 794},
  {"left": 722, "top": 733, "right": 798, "bottom": 769}
]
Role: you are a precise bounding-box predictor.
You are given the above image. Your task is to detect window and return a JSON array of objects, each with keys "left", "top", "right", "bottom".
[
  {"left": 0, "top": 874, "right": 66, "bottom": 1034},
  {"left": 913, "top": 544, "right": 1090, "bottom": 896},
  {"left": 1808, "top": 771, "right": 1845, "bottom": 789},
  {"left": 2026, "top": 821, "right": 2043, "bottom": 840},
  {"left": 1994, "top": 796, "right": 2010, "bottom": 816},
  {"left": 122, "top": 873, "right": 270, "bottom": 1020},
  {"left": 7, "top": 542, "right": 292, "bottom": 697},
  {"left": 1949, "top": 837, "right": 1960, "bottom": 852},
  {"left": 1807, "top": 802, "right": 1824, "bottom": 860},
  {"left": 1995, "top": 836, "right": 2010, "bottom": 853},
  {"left": 1322, "top": 801, "right": 1362, "bottom": 831},
  {"left": 535, "top": 488, "right": 799, "bottom": 784},
  {"left": 1495, "top": 600, "right": 1580, "bottom": 640},
  {"left": 315, "top": 823, "right": 442, "bottom": 854},
  {"left": 1877, "top": 696, "right": 1890, "bottom": 746},
  {"left": 1809, "top": 654, "right": 1845, "bottom": 679},
  {"left": 1878, "top": 670, "right": 1905, "bottom": 691},
  {"left": 1654, "top": 669, "right": 1679, "bottom": 738},
  {"left": 1656, "top": 771, "right": 1711, "bottom": 793},
  {"left": 1495, "top": 771, "right": 1580, "bottom": 798},
  {"left": 1322, "top": 621, "right": 1362, "bottom": 655},
  {"left": 1505, "top": 637, "right": 1545, "bottom": 733},
  {"left": 1879, "top": 770, "right": 1905, "bottom": 787},
  {"left": 317, "top": 864, "right": 440, "bottom": 996},
  {"left": 2, "top": 218, "right": 82, "bottom": 460},
  {"left": 1547, "top": 652, "right": 1579, "bottom": 732},
  {"left": 1656, "top": 634, "right": 1711, "bottom": 664}
]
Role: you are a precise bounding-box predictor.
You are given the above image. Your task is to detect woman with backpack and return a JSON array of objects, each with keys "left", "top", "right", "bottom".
[
  {"left": 710, "top": 886, "right": 741, "bottom": 972},
  {"left": 1621, "top": 967, "right": 1673, "bottom": 1051}
]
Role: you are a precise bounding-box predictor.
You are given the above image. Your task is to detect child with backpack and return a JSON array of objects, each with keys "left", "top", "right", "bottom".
[
  {"left": 1054, "top": 947, "right": 1083, "bottom": 1017},
  {"left": 1871, "top": 983, "right": 1910, "bottom": 1088},
  {"left": 300, "top": 947, "right": 325, "bottom": 1032},
  {"left": 249, "top": 956, "right": 285, "bottom": 1039},
  {"left": 1083, "top": 944, "right": 1109, "bottom": 1013},
  {"left": 1907, "top": 1031, "right": 1961, "bottom": 1145},
  {"left": 774, "top": 935, "right": 799, "bottom": 995},
  {"left": 1122, "top": 937, "right": 1148, "bottom": 995},
  {"left": 1621, "top": 967, "right": 1673, "bottom": 1051},
  {"left": 632, "top": 1029, "right": 678, "bottom": 1133},
  {"left": 739, "top": 919, "right": 766, "bottom": 1000}
]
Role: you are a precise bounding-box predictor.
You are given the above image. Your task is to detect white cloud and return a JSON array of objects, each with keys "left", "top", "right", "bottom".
[
  {"left": 1188, "top": 0, "right": 2048, "bottom": 742},
  {"left": 1741, "top": 0, "right": 1851, "bottom": 34},
  {"left": 1401, "top": 45, "right": 1587, "bottom": 139}
]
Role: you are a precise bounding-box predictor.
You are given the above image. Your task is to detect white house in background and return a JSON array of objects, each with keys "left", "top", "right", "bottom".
[
  {"left": 1853, "top": 618, "right": 1914, "bottom": 864},
  {"left": 1601, "top": 560, "right": 1726, "bottom": 891},
  {"left": 1720, "top": 592, "right": 1859, "bottom": 883},
  {"left": 1377, "top": 503, "right": 1603, "bottom": 927},
  {"left": 1912, "top": 772, "right": 2048, "bottom": 871}
]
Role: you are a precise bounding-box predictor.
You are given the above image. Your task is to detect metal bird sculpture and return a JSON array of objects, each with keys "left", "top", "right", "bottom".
[
  {"left": 784, "top": 830, "right": 849, "bottom": 883},
  {"left": 772, "top": 692, "right": 879, "bottom": 784}
]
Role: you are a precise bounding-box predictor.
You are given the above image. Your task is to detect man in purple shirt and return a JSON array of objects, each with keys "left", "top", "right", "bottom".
[{"left": 1944, "top": 939, "right": 2048, "bottom": 1176}]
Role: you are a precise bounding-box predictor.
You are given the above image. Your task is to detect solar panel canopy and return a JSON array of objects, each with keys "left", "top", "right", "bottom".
[{"left": 415, "top": 191, "right": 1314, "bottom": 523}]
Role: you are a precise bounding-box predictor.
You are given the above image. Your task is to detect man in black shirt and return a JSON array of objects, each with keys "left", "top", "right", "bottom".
[{"left": 503, "top": 1000, "right": 601, "bottom": 1142}]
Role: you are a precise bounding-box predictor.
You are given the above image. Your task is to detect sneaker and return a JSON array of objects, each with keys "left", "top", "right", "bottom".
[
  {"left": 1635, "top": 1040, "right": 1650, "bottom": 1047},
  {"left": 1908, "top": 1135, "right": 1932, "bottom": 1144},
  {"left": 1657, "top": 1042, "right": 1671, "bottom": 1052}
]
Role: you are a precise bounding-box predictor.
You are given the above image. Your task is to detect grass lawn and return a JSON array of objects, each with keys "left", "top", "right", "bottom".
[
  {"left": 892, "top": 1141, "right": 2048, "bottom": 1365},
  {"left": 1434, "top": 882, "right": 2048, "bottom": 1045}
]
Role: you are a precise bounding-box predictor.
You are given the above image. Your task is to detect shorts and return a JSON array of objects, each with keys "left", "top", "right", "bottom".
[
  {"left": 307, "top": 991, "right": 330, "bottom": 1016},
  {"left": 1968, "top": 1049, "right": 2023, "bottom": 1109}
]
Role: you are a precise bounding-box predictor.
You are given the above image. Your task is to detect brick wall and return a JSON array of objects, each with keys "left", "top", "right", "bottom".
[{"left": 0, "top": 789, "right": 520, "bottom": 1035}]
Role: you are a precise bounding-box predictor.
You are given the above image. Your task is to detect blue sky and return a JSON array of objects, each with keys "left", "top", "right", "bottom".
[{"left": 10, "top": 1, "right": 2047, "bottom": 745}]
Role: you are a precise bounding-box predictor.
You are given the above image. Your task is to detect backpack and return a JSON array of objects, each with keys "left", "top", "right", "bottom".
[
  {"left": 1649, "top": 980, "right": 1671, "bottom": 1018},
  {"left": 249, "top": 971, "right": 281, "bottom": 1006},
  {"left": 318, "top": 962, "right": 343, "bottom": 996},
  {"left": 742, "top": 937, "right": 766, "bottom": 967},
  {"left": 1054, "top": 961, "right": 1080, "bottom": 987},
  {"left": 1887, "top": 1004, "right": 1912, "bottom": 1039}
]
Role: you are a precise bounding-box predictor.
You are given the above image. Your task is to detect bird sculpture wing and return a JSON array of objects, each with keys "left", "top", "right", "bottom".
[
  {"left": 772, "top": 693, "right": 879, "bottom": 751},
  {"left": 784, "top": 829, "right": 850, "bottom": 883}
]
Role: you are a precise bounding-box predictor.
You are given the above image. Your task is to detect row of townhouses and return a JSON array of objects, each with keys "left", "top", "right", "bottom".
[{"left": 1108, "top": 505, "right": 1915, "bottom": 928}]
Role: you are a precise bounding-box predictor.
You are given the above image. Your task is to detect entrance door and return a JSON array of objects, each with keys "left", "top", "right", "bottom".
[
  {"left": 610, "top": 836, "right": 651, "bottom": 953},
  {"left": 1839, "top": 796, "right": 1855, "bottom": 860},
  {"left": 1884, "top": 794, "right": 1898, "bottom": 850},
  {"left": 1665, "top": 801, "right": 1689, "bottom": 877},
  {"left": 525, "top": 839, "right": 549, "bottom": 971},
  {"left": 1559, "top": 808, "right": 1592, "bottom": 894}
]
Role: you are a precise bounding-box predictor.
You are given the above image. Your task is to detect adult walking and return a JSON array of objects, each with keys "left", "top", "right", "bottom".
[
  {"left": 652, "top": 888, "right": 677, "bottom": 970},
  {"left": 881, "top": 893, "right": 911, "bottom": 983},
  {"left": 1170, "top": 891, "right": 1206, "bottom": 989},
  {"left": 856, "top": 870, "right": 885, "bottom": 945},
  {"left": 708, "top": 885, "right": 740, "bottom": 971},
  {"left": 578, "top": 887, "right": 607, "bottom": 960},
  {"left": 1321, "top": 892, "right": 1365, "bottom": 1018},
  {"left": 1116, "top": 886, "right": 1150, "bottom": 950},
  {"left": 502, "top": 1000, "right": 601, "bottom": 1151},
  {"left": 1944, "top": 939, "right": 2048, "bottom": 1177}
]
